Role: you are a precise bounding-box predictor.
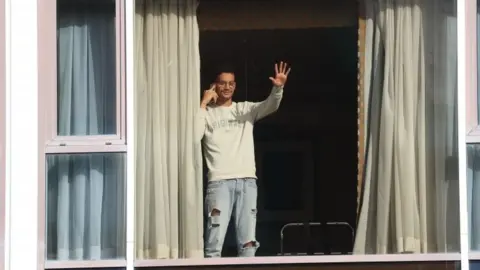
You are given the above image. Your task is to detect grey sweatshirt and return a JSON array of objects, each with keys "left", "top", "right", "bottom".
[{"left": 196, "top": 86, "right": 283, "bottom": 181}]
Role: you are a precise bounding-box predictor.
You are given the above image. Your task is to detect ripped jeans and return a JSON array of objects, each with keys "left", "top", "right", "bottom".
[{"left": 204, "top": 178, "right": 259, "bottom": 258}]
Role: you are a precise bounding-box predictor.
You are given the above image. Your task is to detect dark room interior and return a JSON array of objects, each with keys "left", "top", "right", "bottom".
[{"left": 199, "top": 26, "right": 358, "bottom": 256}]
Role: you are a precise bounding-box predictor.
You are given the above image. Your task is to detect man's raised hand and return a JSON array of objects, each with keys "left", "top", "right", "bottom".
[{"left": 269, "top": 61, "right": 291, "bottom": 87}]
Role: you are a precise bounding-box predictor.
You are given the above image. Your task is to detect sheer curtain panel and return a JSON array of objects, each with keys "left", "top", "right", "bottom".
[
  {"left": 134, "top": 0, "right": 204, "bottom": 259},
  {"left": 355, "top": 0, "right": 459, "bottom": 253}
]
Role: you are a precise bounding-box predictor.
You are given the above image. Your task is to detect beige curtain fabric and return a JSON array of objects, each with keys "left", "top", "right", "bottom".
[
  {"left": 134, "top": 0, "right": 204, "bottom": 259},
  {"left": 355, "top": 0, "right": 459, "bottom": 254}
]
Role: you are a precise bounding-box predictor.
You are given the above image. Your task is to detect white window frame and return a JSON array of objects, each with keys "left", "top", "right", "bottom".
[
  {"left": 459, "top": 0, "right": 474, "bottom": 269},
  {"left": 464, "top": 0, "right": 480, "bottom": 264},
  {"left": 40, "top": 0, "right": 127, "bottom": 154},
  {"left": 37, "top": 0, "right": 128, "bottom": 269},
  {"left": 465, "top": 0, "right": 480, "bottom": 144},
  {"left": 0, "top": 0, "right": 6, "bottom": 268}
]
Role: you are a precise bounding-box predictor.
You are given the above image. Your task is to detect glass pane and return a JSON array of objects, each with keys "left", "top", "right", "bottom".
[
  {"left": 57, "top": 0, "right": 117, "bottom": 136},
  {"left": 46, "top": 153, "right": 126, "bottom": 260},
  {"left": 468, "top": 145, "right": 480, "bottom": 251}
]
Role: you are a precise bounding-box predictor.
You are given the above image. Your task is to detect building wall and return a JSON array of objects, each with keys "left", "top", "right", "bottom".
[
  {"left": 4, "top": 0, "right": 40, "bottom": 269},
  {"left": 0, "top": 0, "right": 475, "bottom": 270}
]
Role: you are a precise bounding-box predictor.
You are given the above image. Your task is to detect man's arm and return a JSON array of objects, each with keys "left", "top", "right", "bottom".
[
  {"left": 195, "top": 108, "right": 207, "bottom": 142},
  {"left": 247, "top": 86, "right": 283, "bottom": 121},
  {"left": 248, "top": 61, "right": 291, "bottom": 121},
  {"left": 195, "top": 85, "right": 218, "bottom": 142}
]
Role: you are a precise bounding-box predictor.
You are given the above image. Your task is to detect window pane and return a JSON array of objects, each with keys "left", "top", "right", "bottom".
[
  {"left": 473, "top": 260, "right": 480, "bottom": 270},
  {"left": 468, "top": 145, "right": 480, "bottom": 251},
  {"left": 57, "top": 0, "right": 117, "bottom": 136},
  {"left": 46, "top": 153, "right": 125, "bottom": 260}
]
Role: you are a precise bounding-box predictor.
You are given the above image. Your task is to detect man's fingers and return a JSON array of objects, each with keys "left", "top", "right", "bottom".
[
  {"left": 275, "top": 61, "right": 290, "bottom": 74},
  {"left": 269, "top": 77, "right": 275, "bottom": 83},
  {"left": 282, "top": 62, "right": 289, "bottom": 74},
  {"left": 285, "top": 67, "right": 291, "bottom": 76}
]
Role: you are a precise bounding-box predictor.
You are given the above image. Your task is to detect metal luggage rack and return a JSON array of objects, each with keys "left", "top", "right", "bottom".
[{"left": 278, "top": 222, "right": 354, "bottom": 256}]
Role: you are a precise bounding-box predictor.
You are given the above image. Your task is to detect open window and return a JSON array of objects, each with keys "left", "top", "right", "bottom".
[
  {"left": 133, "top": 0, "right": 461, "bottom": 264},
  {"left": 198, "top": 0, "right": 358, "bottom": 256}
]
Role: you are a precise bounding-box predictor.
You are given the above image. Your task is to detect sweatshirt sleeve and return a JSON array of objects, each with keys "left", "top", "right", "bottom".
[
  {"left": 246, "top": 86, "right": 283, "bottom": 121},
  {"left": 195, "top": 108, "right": 207, "bottom": 142}
]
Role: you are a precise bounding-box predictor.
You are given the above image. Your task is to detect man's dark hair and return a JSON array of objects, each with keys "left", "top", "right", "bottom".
[{"left": 214, "top": 64, "right": 235, "bottom": 81}]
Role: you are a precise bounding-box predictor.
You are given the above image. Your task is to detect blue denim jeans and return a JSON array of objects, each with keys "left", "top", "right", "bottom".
[{"left": 204, "top": 178, "right": 259, "bottom": 257}]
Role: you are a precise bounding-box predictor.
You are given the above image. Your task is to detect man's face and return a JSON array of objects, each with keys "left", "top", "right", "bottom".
[{"left": 215, "top": 73, "right": 236, "bottom": 100}]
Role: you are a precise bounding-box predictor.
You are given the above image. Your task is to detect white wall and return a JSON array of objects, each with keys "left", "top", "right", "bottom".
[{"left": 4, "top": 0, "right": 39, "bottom": 269}]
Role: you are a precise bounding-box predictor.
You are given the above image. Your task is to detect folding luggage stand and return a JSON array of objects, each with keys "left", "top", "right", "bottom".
[{"left": 279, "top": 222, "right": 354, "bottom": 256}]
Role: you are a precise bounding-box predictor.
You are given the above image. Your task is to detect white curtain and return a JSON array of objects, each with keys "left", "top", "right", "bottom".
[
  {"left": 134, "top": 0, "right": 204, "bottom": 259},
  {"left": 46, "top": 4, "right": 125, "bottom": 260},
  {"left": 57, "top": 4, "right": 117, "bottom": 136},
  {"left": 355, "top": 0, "right": 459, "bottom": 254}
]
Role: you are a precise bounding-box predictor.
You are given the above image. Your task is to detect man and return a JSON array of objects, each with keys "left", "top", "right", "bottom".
[{"left": 196, "top": 62, "right": 291, "bottom": 257}]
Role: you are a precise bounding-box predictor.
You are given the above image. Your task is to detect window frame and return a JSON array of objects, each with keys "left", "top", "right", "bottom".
[
  {"left": 37, "top": 0, "right": 128, "bottom": 269},
  {"left": 457, "top": 0, "right": 475, "bottom": 267},
  {"left": 467, "top": 0, "right": 480, "bottom": 263},
  {"left": 467, "top": 0, "right": 480, "bottom": 143},
  {"left": 131, "top": 0, "right": 469, "bottom": 268},
  {"left": 0, "top": 0, "right": 5, "bottom": 268},
  {"left": 42, "top": 0, "right": 127, "bottom": 154}
]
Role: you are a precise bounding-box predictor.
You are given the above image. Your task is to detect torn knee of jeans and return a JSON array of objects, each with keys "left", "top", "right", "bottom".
[
  {"left": 210, "top": 208, "right": 221, "bottom": 216},
  {"left": 208, "top": 208, "right": 221, "bottom": 227},
  {"left": 242, "top": 241, "right": 257, "bottom": 248}
]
